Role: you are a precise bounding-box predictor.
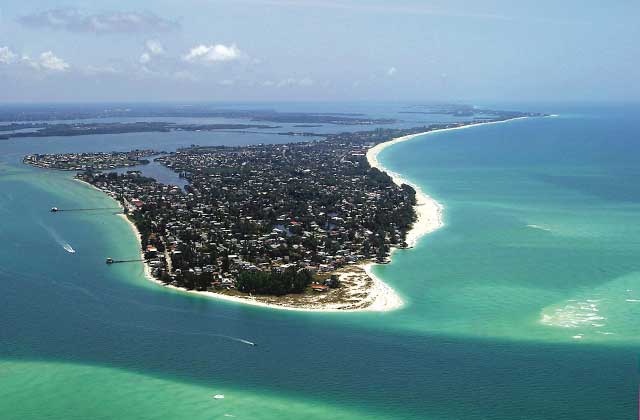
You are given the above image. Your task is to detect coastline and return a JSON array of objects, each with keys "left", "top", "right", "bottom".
[
  {"left": 72, "top": 178, "right": 158, "bottom": 285},
  {"left": 112, "top": 187, "right": 404, "bottom": 313},
  {"left": 367, "top": 136, "right": 443, "bottom": 249},
  {"left": 366, "top": 117, "right": 529, "bottom": 249},
  {"left": 76, "top": 117, "right": 526, "bottom": 314},
  {"left": 362, "top": 117, "right": 530, "bottom": 298}
]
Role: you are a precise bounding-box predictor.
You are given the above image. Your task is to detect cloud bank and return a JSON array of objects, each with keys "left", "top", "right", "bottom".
[{"left": 17, "top": 8, "right": 180, "bottom": 34}]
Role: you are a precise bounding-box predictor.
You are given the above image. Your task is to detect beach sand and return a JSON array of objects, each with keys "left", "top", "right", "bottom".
[
  {"left": 116, "top": 208, "right": 403, "bottom": 312},
  {"left": 77, "top": 164, "right": 405, "bottom": 312},
  {"left": 83, "top": 117, "right": 525, "bottom": 313},
  {"left": 366, "top": 117, "right": 529, "bottom": 247}
]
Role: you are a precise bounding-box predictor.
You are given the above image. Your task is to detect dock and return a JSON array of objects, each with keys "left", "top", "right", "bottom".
[
  {"left": 106, "top": 257, "right": 144, "bottom": 264},
  {"left": 51, "top": 207, "right": 122, "bottom": 213}
]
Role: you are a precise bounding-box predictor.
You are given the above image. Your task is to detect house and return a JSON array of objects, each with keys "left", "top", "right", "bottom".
[{"left": 311, "top": 284, "right": 329, "bottom": 292}]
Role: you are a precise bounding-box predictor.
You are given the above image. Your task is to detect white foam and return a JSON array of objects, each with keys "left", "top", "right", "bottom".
[
  {"left": 39, "top": 221, "right": 75, "bottom": 254},
  {"left": 526, "top": 224, "right": 552, "bottom": 232},
  {"left": 540, "top": 299, "right": 606, "bottom": 329}
]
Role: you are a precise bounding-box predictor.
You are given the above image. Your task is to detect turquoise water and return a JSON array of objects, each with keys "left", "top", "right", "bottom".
[
  {"left": 376, "top": 112, "right": 640, "bottom": 342},
  {"left": 0, "top": 105, "right": 638, "bottom": 419}
]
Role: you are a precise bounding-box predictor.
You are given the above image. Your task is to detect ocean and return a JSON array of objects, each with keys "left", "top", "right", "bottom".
[{"left": 0, "top": 103, "right": 637, "bottom": 419}]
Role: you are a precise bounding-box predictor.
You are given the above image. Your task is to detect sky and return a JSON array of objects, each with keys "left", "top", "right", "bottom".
[{"left": 0, "top": 0, "right": 638, "bottom": 103}]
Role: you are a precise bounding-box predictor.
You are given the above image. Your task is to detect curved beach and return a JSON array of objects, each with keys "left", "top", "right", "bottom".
[
  {"left": 367, "top": 134, "right": 444, "bottom": 249},
  {"left": 118, "top": 210, "right": 404, "bottom": 313},
  {"left": 76, "top": 176, "right": 403, "bottom": 312},
  {"left": 366, "top": 117, "right": 528, "bottom": 249},
  {"left": 96, "top": 118, "right": 525, "bottom": 314}
]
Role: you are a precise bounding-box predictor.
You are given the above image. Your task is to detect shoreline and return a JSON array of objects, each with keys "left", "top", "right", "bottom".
[
  {"left": 90, "top": 182, "right": 404, "bottom": 313},
  {"left": 76, "top": 117, "right": 526, "bottom": 313},
  {"left": 366, "top": 117, "right": 529, "bottom": 249},
  {"left": 121, "top": 204, "right": 403, "bottom": 312},
  {"left": 72, "top": 178, "right": 158, "bottom": 286}
]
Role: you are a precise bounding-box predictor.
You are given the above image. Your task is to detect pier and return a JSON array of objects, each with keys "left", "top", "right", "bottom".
[
  {"left": 51, "top": 207, "right": 122, "bottom": 213},
  {"left": 106, "top": 257, "right": 144, "bottom": 264}
]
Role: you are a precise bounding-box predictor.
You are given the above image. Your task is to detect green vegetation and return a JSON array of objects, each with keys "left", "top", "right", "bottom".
[{"left": 236, "top": 267, "right": 313, "bottom": 295}]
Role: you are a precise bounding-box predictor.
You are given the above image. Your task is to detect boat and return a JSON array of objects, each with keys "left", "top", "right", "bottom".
[
  {"left": 50, "top": 207, "right": 59, "bottom": 212},
  {"left": 213, "top": 394, "right": 225, "bottom": 399},
  {"left": 105, "top": 258, "right": 114, "bottom": 264}
]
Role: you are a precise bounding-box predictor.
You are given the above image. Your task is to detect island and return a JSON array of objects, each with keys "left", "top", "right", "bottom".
[
  {"left": 24, "top": 150, "right": 158, "bottom": 171},
  {"left": 0, "top": 122, "right": 281, "bottom": 140},
  {"left": 27, "top": 110, "right": 546, "bottom": 311}
]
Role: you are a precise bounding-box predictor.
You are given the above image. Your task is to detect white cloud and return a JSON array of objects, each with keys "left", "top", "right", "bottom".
[
  {"left": 145, "top": 40, "right": 164, "bottom": 55},
  {"left": 20, "top": 51, "right": 70, "bottom": 72},
  {"left": 39, "top": 51, "right": 70, "bottom": 71},
  {"left": 183, "top": 44, "right": 242, "bottom": 63},
  {"left": 139, "top": 40, "right": 164, "bottom": 65},
  {"left": 387, "top": 66, "right": 397, "bottom": 76},
  {"left": 139, "top": 52, "right": 151, "bottom": 64},
  {"left": 0, "top": 47, "right": 17, "bottom": 64}
]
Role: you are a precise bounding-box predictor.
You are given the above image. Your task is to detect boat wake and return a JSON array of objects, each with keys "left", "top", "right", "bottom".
[
  {"left": 225, "top": 337, "right": 257, "bottom": 346},
  {"left": 95, "top": 321, "right": 258, "bottom": 347},
  {"left": 39, "top": 221, "right": 76, "bottom": 254},
  {"left": 527, "top": 224, "right": 552, "bottom": 232}
]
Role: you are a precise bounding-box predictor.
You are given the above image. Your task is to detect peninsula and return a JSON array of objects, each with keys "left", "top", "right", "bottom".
[{"left": 29, "top": 110, "right": 545, "bottom": 311}]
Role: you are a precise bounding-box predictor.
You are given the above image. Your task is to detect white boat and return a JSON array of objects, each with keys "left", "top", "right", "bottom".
[
  {"left": 63, "top": 244, "right": 76, "bottom": 254},
  {"left": 213, "top": 394, "right": 225, "bottom": 399}
]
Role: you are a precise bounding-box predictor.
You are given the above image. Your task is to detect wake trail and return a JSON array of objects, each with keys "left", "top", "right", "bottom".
[{"left": 37, "top": 220, "right": 76, "bottom": 254}]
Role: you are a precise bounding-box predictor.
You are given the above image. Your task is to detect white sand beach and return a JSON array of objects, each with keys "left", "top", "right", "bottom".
[
  {"left": 85, "top": 117, "right": 526, "bottom": 313},
  {"left": 118, "top": 207, "right": 403, "bottom": 312},
  {"left": 366, "top": 117, "right": 528, "bottom": 248}
]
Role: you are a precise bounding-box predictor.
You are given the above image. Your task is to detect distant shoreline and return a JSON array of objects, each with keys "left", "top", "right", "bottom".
[{"left": 363, "top": 116, "right": 531, "bottom": 284}]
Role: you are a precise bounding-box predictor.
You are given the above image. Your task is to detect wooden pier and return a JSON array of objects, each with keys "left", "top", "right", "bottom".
[
  {"left": 106, "top": 258, "right": 144, "bottom": 264},
  {"left": 51, "top": 207, "right": 122, "bottom": 213}
]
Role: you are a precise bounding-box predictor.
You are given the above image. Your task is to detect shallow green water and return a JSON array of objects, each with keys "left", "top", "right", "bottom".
[
  {"left": 377, "top": 111, "right": 640, "bottom": 343},
  {"left": 1, "top": 105, "right": 638, "bottom": 419}
]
